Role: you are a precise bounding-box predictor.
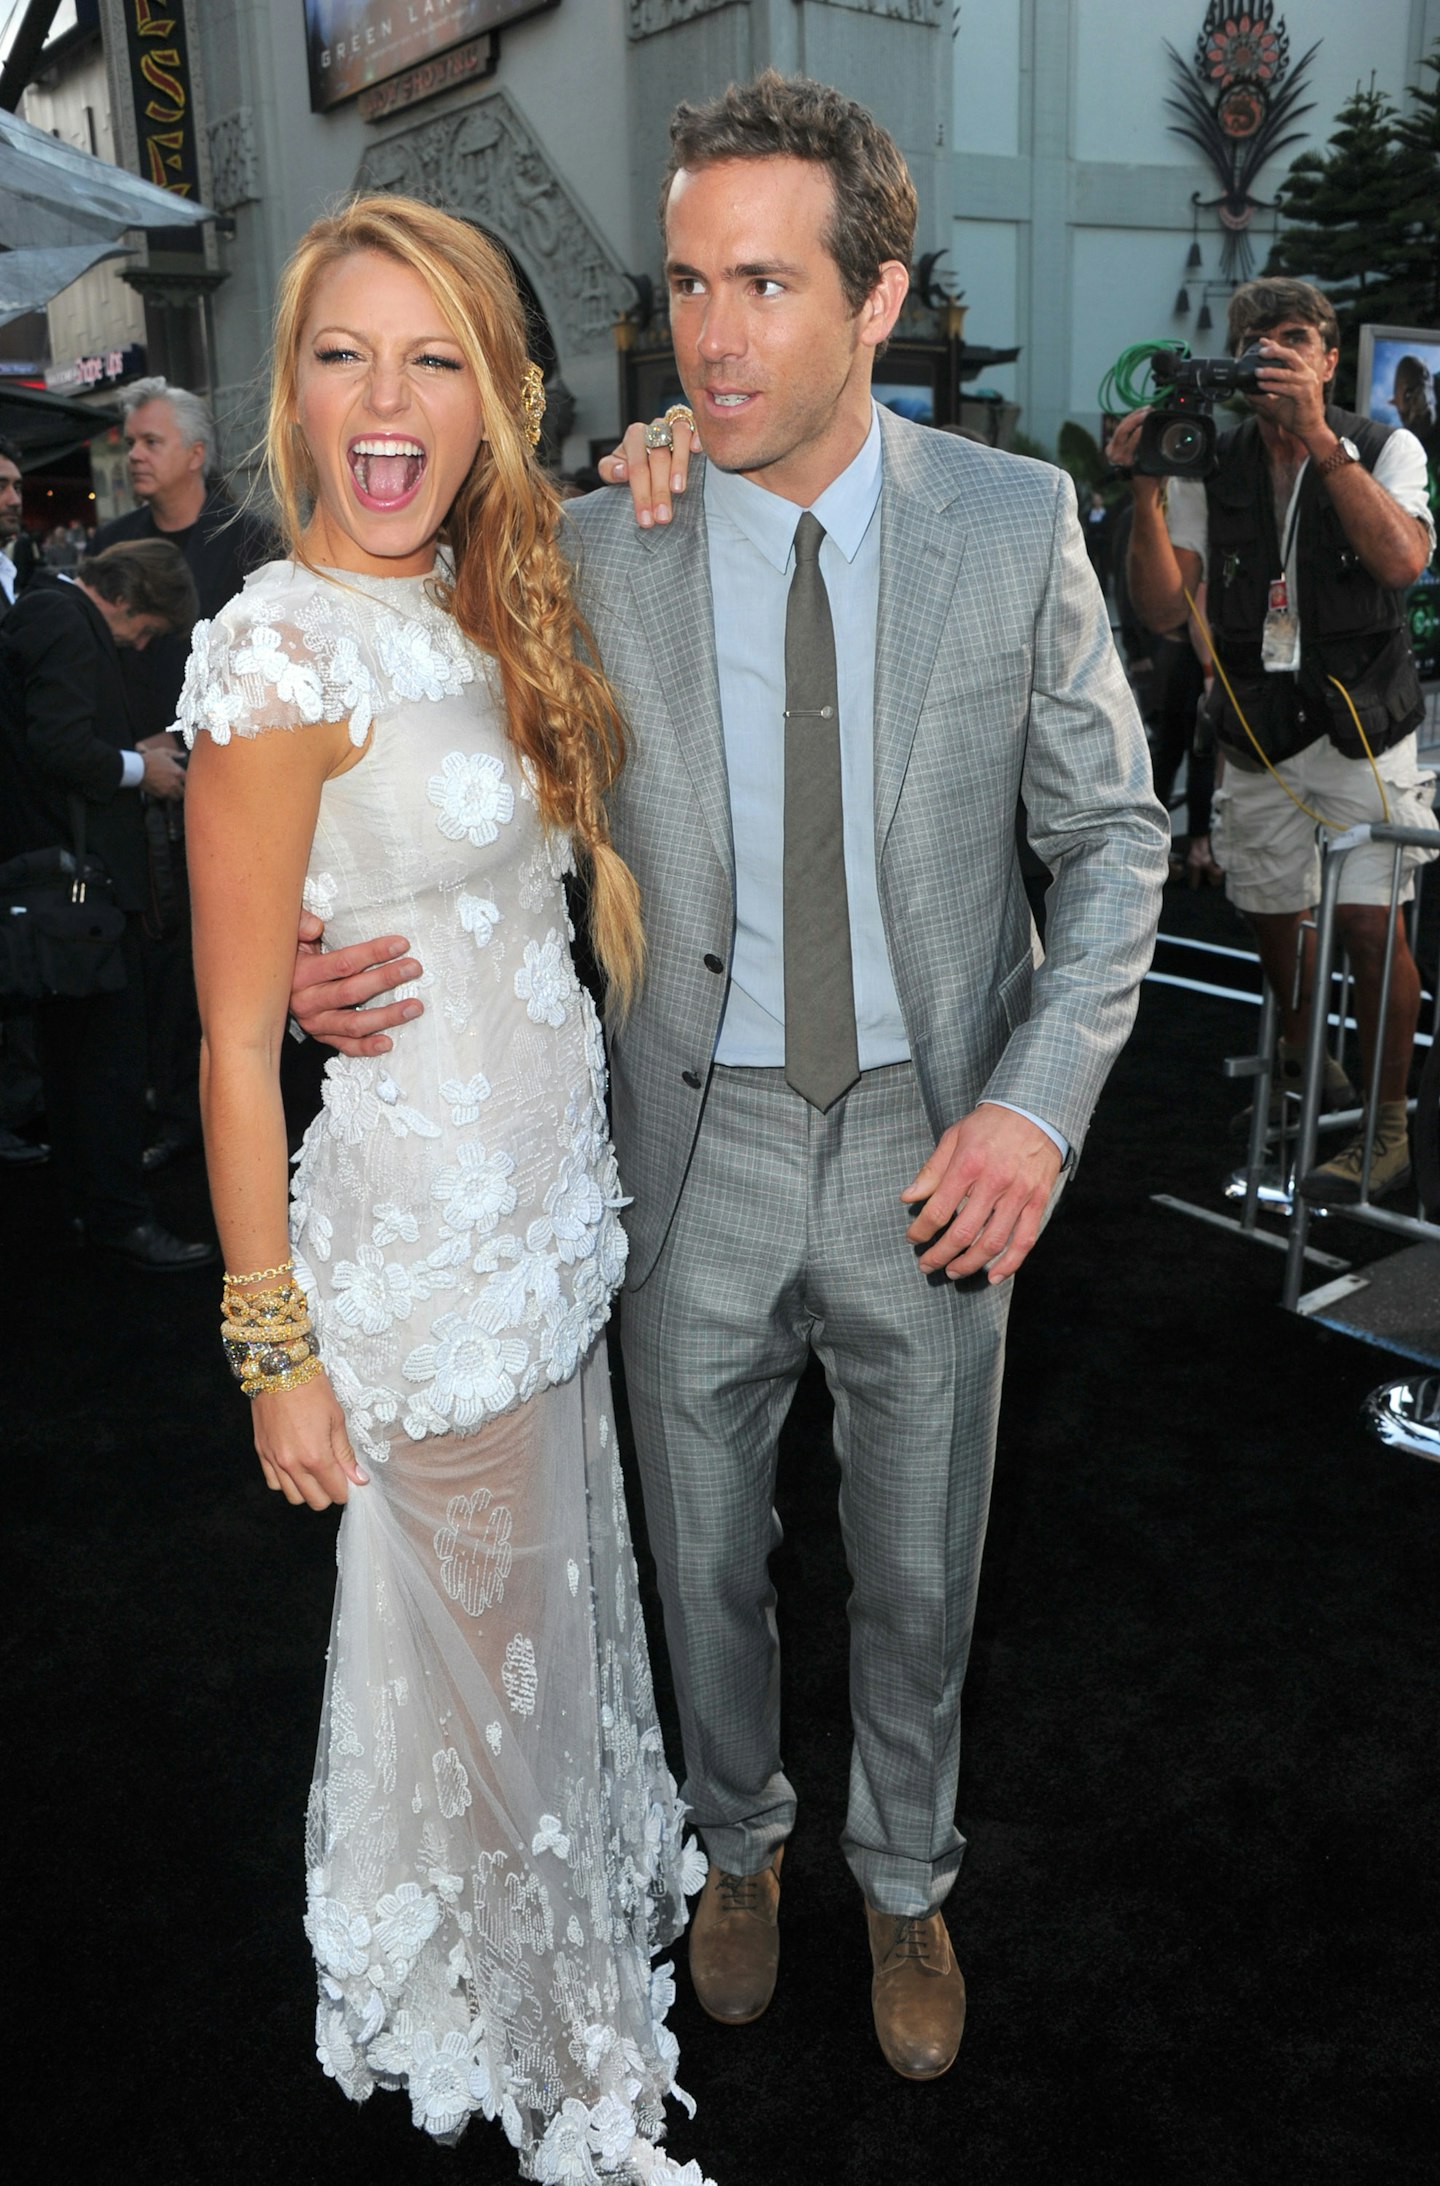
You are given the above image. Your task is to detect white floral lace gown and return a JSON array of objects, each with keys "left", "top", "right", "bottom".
[{"left": 180, "top": 561, "right": 712, "bottom": 2185}]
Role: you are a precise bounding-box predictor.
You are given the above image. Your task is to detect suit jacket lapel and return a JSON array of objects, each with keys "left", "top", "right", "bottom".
[
  {"left": 625, "top": 482, "right": 733, "bottom": 879},
  {"left": 873, "top": 415, "right": 969, "bottom": 858}
]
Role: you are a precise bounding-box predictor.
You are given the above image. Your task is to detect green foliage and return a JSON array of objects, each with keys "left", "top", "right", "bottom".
[
  {"left": 1009, "top": 430, "right": 1054, "bottom": 464},
  {"left": 1265, "top": 46, "right": 1440, "bottom": 403},
  {"left": 1057, "top": 420, "right": 1104, "bottom": 487}
]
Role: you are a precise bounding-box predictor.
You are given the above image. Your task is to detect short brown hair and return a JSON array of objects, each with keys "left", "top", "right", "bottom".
[
  {"left": 82, "top": 538, "right": 198, "bottom": 634},
  {"left": 1227, "top": 278, "right": 1340, "bottom": 367},
  {"left": 661, "top": 70, "right": 917, "bottom": 313}
]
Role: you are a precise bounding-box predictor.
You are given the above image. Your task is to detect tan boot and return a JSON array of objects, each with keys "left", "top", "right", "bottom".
[
  {"left": 688, "top": 1846, "right": 783, "bottom": 2024},
  {"left": 866, "top": 1904, "right": 967, "bottom": 2081},
  {"left": 1298, "top": 1099, "right": 1412, "bottom": 1206}
]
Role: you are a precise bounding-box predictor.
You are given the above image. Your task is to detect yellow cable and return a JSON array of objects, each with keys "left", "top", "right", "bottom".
[
  {"left": 1323, "top": 672, "right": 1391, "bottom": 823},
  {"left": 1181, "top": 587, "right": 1390, "bottom": 827}
]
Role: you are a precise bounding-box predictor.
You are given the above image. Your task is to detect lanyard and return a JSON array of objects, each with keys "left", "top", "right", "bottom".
[{"left": 1278, "top": 471, "right": 1304, "bottom": 581}]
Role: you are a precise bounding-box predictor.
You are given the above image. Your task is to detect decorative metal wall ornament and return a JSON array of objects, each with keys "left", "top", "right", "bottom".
[{"left": 1165, "top": 3, "right": 1320, "bottom": 283}]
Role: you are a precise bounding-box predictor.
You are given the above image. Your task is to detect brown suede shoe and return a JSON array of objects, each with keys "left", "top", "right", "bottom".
[
  {"left": 688, "top": 1846, "right": 783, "bottom": 2023},
  {"left": 866, "top": 1904, "right": 967, "bottom": 2080}
]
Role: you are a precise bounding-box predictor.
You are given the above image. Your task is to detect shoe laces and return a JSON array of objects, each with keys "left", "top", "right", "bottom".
[
  {"left": 716, "top": 1869, "right": 768, "bottom": 1914},
  {"left": 880, "top": 1915, "right": 941, "bottom": 1969},
  {"left": 1328, "top": 1110, "right": 1409, "bottom": 1175}
]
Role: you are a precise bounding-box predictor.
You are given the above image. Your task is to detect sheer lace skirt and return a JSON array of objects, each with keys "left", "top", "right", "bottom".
[{"left": 304, "top": 1341, "right": 705, "bottom": 2178}]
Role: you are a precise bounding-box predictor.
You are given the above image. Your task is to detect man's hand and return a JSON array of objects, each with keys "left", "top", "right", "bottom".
[
  {"left": 902, "top": 1103, "right": 1063, "bottom": 1285},
  {"left": 597, "top": 410, "right": 701, "bottom": 528},
  {"left": 1251, "top": 335, "right": 1330, "bottom": 444},
  {"left": 1106, "top": 408, "right": 1164, "bottom": 505},
  {"left": 140, "top": 743, "right": 187, "bottom": 800},
  {"left": 290, "top": 908, "right": 424, "bottom": 1057}
]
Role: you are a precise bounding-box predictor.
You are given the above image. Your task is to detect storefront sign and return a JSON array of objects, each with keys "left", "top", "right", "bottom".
[
  {"left": 108, "top": 0, "right": 205, "bottom": 201},
  {"left": 44, "top": 344, "right": 148, "bottom": 394},
  {"left": 306, "top": 0, "right": 560, "bottom": 114}
]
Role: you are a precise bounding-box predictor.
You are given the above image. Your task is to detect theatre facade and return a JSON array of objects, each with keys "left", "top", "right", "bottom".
[
  {"left": 195, "top": 1, "right": 964, "bottom": 477},
  {"left": 22, "top": 1, "right": 1434, "bottom": 488}
]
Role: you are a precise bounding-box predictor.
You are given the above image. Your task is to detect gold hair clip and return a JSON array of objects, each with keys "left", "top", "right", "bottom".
[{"left": 520, "top": 361, "right": 546, "bottom": 448}]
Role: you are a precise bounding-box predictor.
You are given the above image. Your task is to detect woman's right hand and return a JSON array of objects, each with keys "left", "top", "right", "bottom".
[
  {"left": 252, "top": 1369, "right": 369, "bottom": 1509},
  {"left": 597, "top": 408, "right": 701, "bottom": 528}
]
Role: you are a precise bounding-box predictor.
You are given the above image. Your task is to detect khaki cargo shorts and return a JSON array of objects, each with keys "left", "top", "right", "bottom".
[{"left": 1211, "top": 733, "right": 1439, "bottom": 913}]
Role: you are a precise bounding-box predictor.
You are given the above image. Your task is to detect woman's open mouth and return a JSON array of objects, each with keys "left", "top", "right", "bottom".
[{"left": 347, "top": 437, "right": 427, "bottom": 511}]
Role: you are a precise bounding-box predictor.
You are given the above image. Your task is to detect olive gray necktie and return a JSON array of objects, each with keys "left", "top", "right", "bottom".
[{"left": 783, "top": 512, "right": 859, "bottom": 1111}]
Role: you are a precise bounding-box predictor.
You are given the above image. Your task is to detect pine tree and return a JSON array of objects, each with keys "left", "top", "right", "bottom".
[
  {"left": 1386, "top": 46, "right": 1440, "bottom": 327},
  {"left": 1265, "top": 46, "right": 1440, "bottom": 398}
]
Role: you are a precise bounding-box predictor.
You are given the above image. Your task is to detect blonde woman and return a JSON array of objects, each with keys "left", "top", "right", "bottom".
[{"left": 181, "top": 197, "right": 711, "bottom": 2181}]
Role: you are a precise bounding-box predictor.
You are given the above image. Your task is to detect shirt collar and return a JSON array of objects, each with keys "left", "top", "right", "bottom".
[{"left": 703, "top": 402, "right": 883, "bottom": 572}]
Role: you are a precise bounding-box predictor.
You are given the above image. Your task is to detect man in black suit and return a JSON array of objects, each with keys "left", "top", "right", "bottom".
[
  {"left": 0, "top": 432, "right": 45, "bottom": 1166},
  {"left": 0, "top": 434, "right": 28, "bottom": 619},
  {"left": 0, "top": 540, "right": 214, "bottom": 1269},
  {"left": 91, "top": 379, "right": 270, "bottom": 1171}
]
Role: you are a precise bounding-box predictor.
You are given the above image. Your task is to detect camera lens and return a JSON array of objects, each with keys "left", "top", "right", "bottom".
[{"left": 1159, "top": 419, "right": 1205, "bottom": 465}]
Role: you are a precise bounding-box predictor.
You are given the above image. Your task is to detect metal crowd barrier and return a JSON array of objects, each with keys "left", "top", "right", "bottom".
[{"left": 1281, "top": 821, "right": 1440, "bottom": 1311}]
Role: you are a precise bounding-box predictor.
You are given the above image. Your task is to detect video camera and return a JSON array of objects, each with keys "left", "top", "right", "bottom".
[{"left": 1130, "top": 347, "right": 1266, "bottom": 479}]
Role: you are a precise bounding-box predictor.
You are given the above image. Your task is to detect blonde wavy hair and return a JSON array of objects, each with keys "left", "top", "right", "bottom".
[{"left": 266, "top": 194, "right": 643, "bottom": 1009}]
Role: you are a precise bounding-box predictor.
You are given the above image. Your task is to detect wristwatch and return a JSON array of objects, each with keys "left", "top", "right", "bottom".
[{"left": 1316, "top": 436, "right": 1360, "bottom": 478}]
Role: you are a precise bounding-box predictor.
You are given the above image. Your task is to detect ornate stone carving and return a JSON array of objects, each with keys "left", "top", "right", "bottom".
[
  {"left": 208, "top": 109, "right": 259, "bottom": 213},
  {"left": 355, "top": 91, "right": 628, "bottom": 351},
  {"left": 627, "top": 0, "right": 741, "bottom": 39}
]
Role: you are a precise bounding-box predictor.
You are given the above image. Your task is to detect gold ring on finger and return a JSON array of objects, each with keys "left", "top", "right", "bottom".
[{"left": 664, "top": 403, "right": 696, "bottom": 435}]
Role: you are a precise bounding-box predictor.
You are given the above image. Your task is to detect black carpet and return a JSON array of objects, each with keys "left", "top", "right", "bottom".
[{"left": 10, "top": 884, "right": 1438, "bottom": 2184}]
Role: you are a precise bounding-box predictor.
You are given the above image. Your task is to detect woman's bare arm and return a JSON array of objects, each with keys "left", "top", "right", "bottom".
[{"left": 186, "top": 720, "right": 369, "bottom": 1509}]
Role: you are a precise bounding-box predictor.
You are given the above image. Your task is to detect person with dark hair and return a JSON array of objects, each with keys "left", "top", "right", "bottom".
[
  {"left": 1391, "top": 354, "right": 1436, "bottom": 438},
  {"left": 1391, "top": 354, "right": 1440, "bottom": 569},
  {"left": 661, "top": 67, "right": 919, "bottom": 314},
  {"left": 291, "top": 71, "right": 1168, "bottom": 2082},
  {"left": 0, "top": 434, "right": 27, "bottom": 615},
  {"left": 91, "top": 379, "right": 269, "bottom": 1175},
  {"left": 0, "top": 539, "right": 213, "bottom": 1268},
  {"left": 0, "top": 433, "right": 45, "bottom": 1168},
  {"left": 1113, "top": 275, "right": 1437, "bottom": 1199}
]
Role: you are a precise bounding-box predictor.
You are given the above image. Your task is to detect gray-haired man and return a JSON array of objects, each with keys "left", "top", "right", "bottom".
[{"left": 93, "top": 379, "right": 269, "bottom": 1171}]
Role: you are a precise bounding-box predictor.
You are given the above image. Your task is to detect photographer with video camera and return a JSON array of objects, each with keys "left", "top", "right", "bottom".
[{"left": 1110, "top": 278, "right": 1436, "bottom": 1203}]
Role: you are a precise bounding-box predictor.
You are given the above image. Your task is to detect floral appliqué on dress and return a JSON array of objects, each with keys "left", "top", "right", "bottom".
[{"left": 181, "top": 561, "right": 709, "bottom": 2183}]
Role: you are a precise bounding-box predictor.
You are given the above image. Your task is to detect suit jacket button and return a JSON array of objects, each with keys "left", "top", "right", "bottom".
[
  {"left": 681, "top": 1069, "right": 702, "bottom": 1089},
  {"left": 703, "top": 952, "right": 723, "bottom": 974}
]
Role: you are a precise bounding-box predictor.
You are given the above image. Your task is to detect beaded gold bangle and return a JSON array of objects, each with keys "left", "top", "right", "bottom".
[
  {"left": 222, "top": 1318, "right": 312, "bottom": 1344},
  {"left": 223, "top": 1257, "right": 295, "bottom": 1286},
  {"left": 235, "top": 1345, "right": 324, "bottom": 1399},
  {"left": 220, "top": 1269, "right": 322, "bottom": 1396}
]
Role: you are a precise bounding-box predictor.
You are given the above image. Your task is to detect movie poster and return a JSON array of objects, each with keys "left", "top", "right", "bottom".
[
  {"left": 304, "top": 1, "right": 558, "bottom": 112},
  {"left": 1359, "top": 324, "right": 1440, "bottom": 677}
]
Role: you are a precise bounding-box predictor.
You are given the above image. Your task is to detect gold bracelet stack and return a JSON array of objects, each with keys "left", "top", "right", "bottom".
[{"left": 221, "top": 1265, "right": 323, "bottom": 1398}]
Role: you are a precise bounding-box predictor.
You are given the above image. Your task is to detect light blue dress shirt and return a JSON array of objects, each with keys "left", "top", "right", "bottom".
[
  {"left": 707, "top": 407, "right": 907, "bottom": 1068},
  {"left": 703, "top": 406, "right": 1067, "bottom": 1160}
]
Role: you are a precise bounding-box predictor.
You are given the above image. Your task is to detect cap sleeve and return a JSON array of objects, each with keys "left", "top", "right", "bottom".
[{"left": 175, "top": 576, "right": 378, "bottom": 749}]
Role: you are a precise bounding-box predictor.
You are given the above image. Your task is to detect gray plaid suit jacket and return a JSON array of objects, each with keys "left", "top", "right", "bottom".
[{"left": 566, "top": 407, "right": 1169, "bottom": 1286}]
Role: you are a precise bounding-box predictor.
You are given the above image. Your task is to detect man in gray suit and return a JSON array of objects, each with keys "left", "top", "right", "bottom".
[{"left": 291, "top": 74, "right": 1168, "bottom": 2080}]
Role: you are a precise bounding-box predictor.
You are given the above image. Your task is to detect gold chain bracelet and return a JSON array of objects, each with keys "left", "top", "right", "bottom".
[{"left": 223, "top": 1257, "right": 295, "bottom": 1286}]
